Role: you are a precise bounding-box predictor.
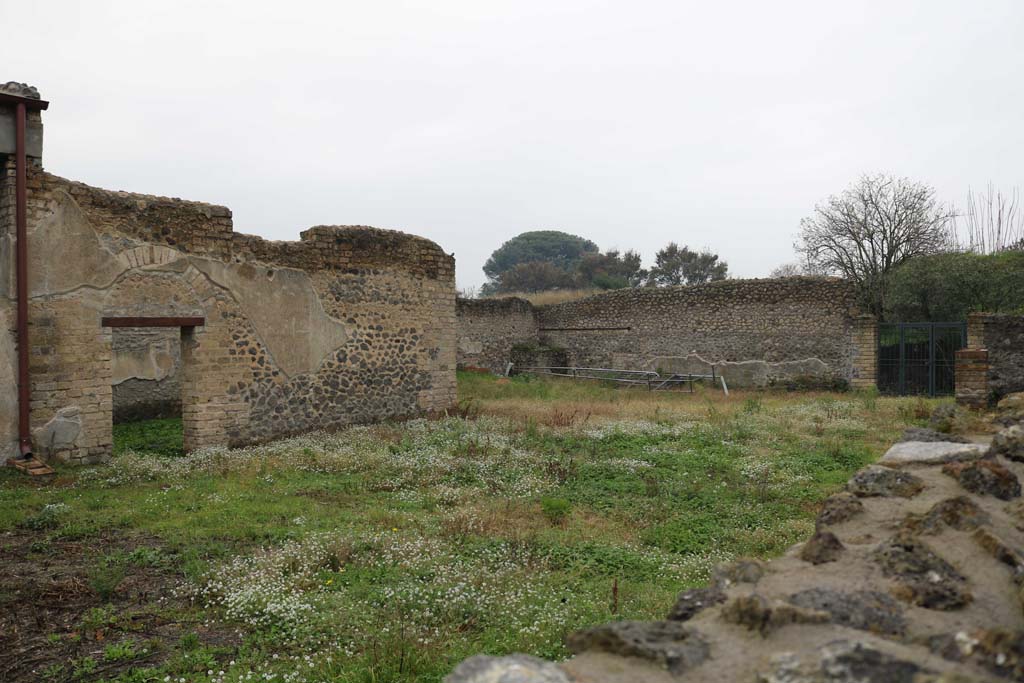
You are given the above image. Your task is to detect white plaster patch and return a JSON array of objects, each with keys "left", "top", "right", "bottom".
[
  {"left": 112, "top": 337, "right": 177, "bottom": 384},
  {"left": 28, "top": 191, "right": 126, "bottom": 296},
  {"left": 649, "top": 353, "right": 833, "bottom": 388},
  {"left": 33, "top": 406, "right": 82, "bottom": 462},
  {"left": 190, "top": 258, "right": 349, "bottom": 377},
  {"left": 458, "top": 337, "right": 484, "bottom": 355},
  {"left": 879, "top": 441, "right": 987, "bottom": 466}
]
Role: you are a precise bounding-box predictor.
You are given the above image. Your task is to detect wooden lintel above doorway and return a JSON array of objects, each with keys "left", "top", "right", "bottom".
[{"left": 100, "top": 316, "right": 206, "bottom": 328}]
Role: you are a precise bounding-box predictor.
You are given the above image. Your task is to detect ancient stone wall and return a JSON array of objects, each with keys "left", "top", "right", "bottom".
[
  {"left": 534, "top": 279, "right": 874, "bottom": 389},
  {"left": 456, "top": 297, "right": 539, "bottom": 374},
  {"left": 966, "top": 313, "right": 1024, "bottom": 402},
  {"left": 111, "top": 327, "right": 182, "bottom": 422},
  {"left": 0, "top": 160, "right": 456, "bottom": 464}
]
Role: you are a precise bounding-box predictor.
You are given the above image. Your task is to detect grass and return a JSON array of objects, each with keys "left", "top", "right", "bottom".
[
  {"left": 0, "top": 373, "right": 940, "bottom": 683},
  {"left": 113, "top": 416, "right": 184, "bottom": 458}
]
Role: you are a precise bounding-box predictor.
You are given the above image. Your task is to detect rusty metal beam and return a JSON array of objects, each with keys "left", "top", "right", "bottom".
[
  {"left": 0, "top": 92, "right": 48, "bottom": 110},
  {"left": 101, "top": 316, "right": 206, "bottom": 328}
]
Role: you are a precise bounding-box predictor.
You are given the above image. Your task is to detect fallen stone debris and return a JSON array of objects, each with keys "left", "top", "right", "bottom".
[{"left": 447, "top": 418, "right": 1024, "bottom": 683}]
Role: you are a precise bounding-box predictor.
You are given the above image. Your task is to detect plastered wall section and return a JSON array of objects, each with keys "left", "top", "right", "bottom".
[
  {"left": 455, "top": 297, "right": 539, "bottom": 374},
  {"left": 0, "top": 160, "right": 456, "bottom": 464},
  {"left": 534, "top": 278, "right": 875, "bottom": 388}
]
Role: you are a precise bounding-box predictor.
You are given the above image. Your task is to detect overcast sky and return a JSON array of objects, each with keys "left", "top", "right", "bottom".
[{"left": 4, "top": 1, "right": 1023, "bottom": 290}]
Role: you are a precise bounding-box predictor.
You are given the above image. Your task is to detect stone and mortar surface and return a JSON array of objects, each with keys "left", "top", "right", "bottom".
[
  {"left": 457, "top": 297, "right": 539, "bottom": 374},
  {"left": 448, "top": 403, "right": 1024, "bottom": 682},
  {"left": 0, "top": 142, "right": 456, "bottom": 463},
  {"left": 970, "top": 313, "right": 1024, "bottom": 400},
  {"left": 457, "top": 280, "right": 877, "bottom": 389}
]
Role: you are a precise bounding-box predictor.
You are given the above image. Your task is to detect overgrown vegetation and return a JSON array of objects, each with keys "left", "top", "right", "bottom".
[
  {"left": 113, "top": 416, "right": 184, "bottom": 458},
  {"left": 885, "top": 249, "right": 1024, "bottom": 321},
  {"left": 0, "top": 373, "right": 935, "bottom": 682}
]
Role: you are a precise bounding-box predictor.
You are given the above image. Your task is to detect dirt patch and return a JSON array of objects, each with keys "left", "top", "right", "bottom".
[{"left": 0, "top": 530, "right": 239, "bottom": 683}]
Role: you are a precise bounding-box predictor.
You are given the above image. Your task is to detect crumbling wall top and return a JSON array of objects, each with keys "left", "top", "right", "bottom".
[
  {"left": 0, "top": 82, "right": 41, "bottom": 99},
  {"left": 457, "top": 297, "right": 536, "bottom": 315},
  {"left": 36, "top": 170, "right": 453, "bottom": 278}
]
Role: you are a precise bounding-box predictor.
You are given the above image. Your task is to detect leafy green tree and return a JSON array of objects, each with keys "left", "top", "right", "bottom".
[
  {"left": 483, "top": 231, "right": 599, "bottom": 283},
  {"left": 885, "top": 250, "right": 1024, "bottom": 321},
  {"left": 489, "top": 261, "right": 577, "bottom": 293},
  {"left": 575, "top": 249, "right": 646, "bottom": 289},
  {"left": 647, "top": 243, "right": 728, "bottom": 286}
]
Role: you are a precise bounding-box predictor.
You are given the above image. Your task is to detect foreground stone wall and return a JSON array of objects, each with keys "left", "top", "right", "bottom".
[
  {"left": 456, "top": 297, "right": 538, "bottom": 374},
  {"left": 450, "top": 421, "right": 1024, "bottom": 683},
  {"left": 534, "top": 279, "right": 874, "bottom": 389},
  {"left": 967, "top": 313, "right": 1024, "bottom": 402},
  {"left": 0, "top": 161, "right": 456, "bottom": 463}
]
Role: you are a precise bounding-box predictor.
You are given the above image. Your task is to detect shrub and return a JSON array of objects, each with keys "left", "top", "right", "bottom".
[
  {"left": 540, "top": 496, "right": 572, "bottom": 525},
  {"left": 88, "top": 560, "right": 127, "bottom": 601},
  {"left": 20, "top": 503, "right": 70, "bottom": 531}
]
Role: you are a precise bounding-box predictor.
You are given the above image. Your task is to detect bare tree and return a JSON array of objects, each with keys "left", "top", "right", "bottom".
[
  {"left": 769, "top": 262, "right": 802, "bottom": 278},
  {"left": 768, "top": 258, "right": 828, "bottom": 278},
  {"left": 795, "top": 174, "right": 955, "bottom": 315},
  {"left": 951, "top": 183, "right": 1024, "bottom": 254}
]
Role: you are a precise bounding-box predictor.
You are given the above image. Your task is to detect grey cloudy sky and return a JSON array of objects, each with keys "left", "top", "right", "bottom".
[{"left": 4, "top": 0, "right": 1023, "bottom": 290}]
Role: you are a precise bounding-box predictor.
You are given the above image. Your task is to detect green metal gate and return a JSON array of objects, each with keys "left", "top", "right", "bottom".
[{"left": 877, "top": 322, "right": 966, "bottom": 396}]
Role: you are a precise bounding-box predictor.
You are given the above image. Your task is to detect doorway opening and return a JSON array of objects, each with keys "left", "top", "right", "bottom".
[{"left": 103, "top": 316, "right": 203, "bottom": 458}]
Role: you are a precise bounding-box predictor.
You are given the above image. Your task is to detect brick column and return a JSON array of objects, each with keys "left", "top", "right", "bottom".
[
  {"left": 955, "top": 348, "right": 989, "bottom": 407},
  {"left": 850, "top": 315, "right": 878, "bottom": 390},
  {"left": 966, "top": 312, "right": 990, "bottom": 349}
]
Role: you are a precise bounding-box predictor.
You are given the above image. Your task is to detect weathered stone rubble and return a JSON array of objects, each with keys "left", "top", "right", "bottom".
[{"left": 447, "top": 427, "right": 1024, "bottom": 683}]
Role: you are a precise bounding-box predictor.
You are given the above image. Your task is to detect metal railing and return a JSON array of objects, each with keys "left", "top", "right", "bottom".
[{"left": 512, "top": 365, "right": 729, "bottom": 395}]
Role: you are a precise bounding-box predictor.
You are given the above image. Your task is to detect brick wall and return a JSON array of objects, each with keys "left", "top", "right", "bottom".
[
  {"left": 955, "top": 348, "right": 990, "bottom": 407},
  {"left": 0, "top": 163, "right": 456, "bottom": 464}
]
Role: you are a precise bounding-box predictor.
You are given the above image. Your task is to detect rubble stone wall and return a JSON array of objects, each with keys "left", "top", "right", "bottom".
[
  {"left": 967, "top": 313, "right": 1024, "bottom": 401},
  {"left": 456, "top": 297, "right": 538, "bottom": 374},
  {"left": 534, "top": 279, "right": 874, "bottom": 389},
  {"left": 0, "top": 160, "right": 456, "bottom": 464}
]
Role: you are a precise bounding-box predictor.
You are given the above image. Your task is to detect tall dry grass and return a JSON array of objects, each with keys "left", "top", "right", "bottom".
[{"left": 487, "top": 288, "right": 605, "bottom": 306}]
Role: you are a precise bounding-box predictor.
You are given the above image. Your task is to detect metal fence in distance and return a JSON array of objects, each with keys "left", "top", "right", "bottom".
[{"left": 512, "top": 365, "right": 729, "bottom": 395}]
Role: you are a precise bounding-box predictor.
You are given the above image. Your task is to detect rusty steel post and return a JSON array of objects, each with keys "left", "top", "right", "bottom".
[{"left": 14, "top": 100, "right": 32, "bottom": 457}]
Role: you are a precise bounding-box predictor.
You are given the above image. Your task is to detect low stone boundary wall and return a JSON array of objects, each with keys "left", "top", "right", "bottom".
[{"left": 456, "top": 279, "right": 877, "bottom": 388}]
